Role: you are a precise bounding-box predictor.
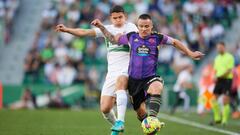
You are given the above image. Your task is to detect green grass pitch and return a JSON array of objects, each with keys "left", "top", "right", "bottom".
[{"left": 0, "top": 109, "right": 239, "bottom": 135}]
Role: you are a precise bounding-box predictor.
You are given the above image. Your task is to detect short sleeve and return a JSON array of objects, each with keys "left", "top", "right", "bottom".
[
  {"left": 213, "top": 57, "right": 217, "bottom": 71},
  {"left": 93, "top": 25, "right": 110, "bottom": 38},
  {"left": 93, "top": 28, "right": 103, "bottom": 38},
  {"left": 118, "top": 34, "right": 129, "bottom": 45},
  {"left": 118, "top": 32, "right": 136, "bottom": 45},
  {"left": 228, "top": 54, "right": 234, "bottom": 69},
  {"left": 160, "top": 34, "right": 174, "bottom": 45}
]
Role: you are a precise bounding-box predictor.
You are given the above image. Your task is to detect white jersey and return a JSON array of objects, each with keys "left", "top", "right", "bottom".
[
  {"left": 94, "top": 22, "right": 138, "bottom": 96},
  {"left": 94, "top": 22, "right": 138, "bottom": 75},
  {"left": 173, "top": 70, "right": 192, "bottom": 92}
]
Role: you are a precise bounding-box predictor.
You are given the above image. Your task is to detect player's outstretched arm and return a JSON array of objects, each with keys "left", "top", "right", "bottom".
[
  {"left": 55, "top": 24, "right": 96, "bottom": 37},
  {"left": 172, "top": 39, "right": 204, "bottom": 60},
  {"left": 91, "top": 19, "right": 120, "bottom": 44}
]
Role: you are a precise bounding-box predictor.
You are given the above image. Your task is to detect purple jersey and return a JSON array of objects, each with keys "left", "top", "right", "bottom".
[{"left": 118, "top": 32, "right": 174, "bottom": 79}]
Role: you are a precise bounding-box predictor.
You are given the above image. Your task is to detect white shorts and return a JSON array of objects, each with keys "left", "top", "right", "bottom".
[
  {"left": 101, "top": 51, "right": 129, "bottom": 97},
  {"left": 101, "top": 68, "right": 128, "bottom": 97}
]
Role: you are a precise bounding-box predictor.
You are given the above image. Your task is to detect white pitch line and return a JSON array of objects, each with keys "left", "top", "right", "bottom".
[{"left": 158, "top": 113, "right": 240, "bottom": 135}]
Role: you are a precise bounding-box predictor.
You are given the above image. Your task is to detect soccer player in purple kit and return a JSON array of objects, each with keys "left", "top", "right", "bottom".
[{"left": 92, "top": 14, "right": 204, "bottom": 133}]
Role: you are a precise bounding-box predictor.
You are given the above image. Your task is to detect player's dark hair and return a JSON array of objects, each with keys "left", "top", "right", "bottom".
[
  {"left": 218, "top": 41, "right": 225, "bottom": 46},
  {"left": 110, "top": 5, "right": 125, "bottom": 14},
  {"left": 138, "top": 14, "right": 152, "bottom": 20}
]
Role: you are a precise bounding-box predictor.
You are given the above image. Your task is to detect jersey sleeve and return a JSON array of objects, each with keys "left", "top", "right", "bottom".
[
  {"left": 118, "top": 34, "right": 129, "bottom": 45},
  {"left": 93, "top": 28, "right": 103, "bottom": 38},
  {"left": 227, "top": 54, "right": 234, "bottom": 69},
  {"left": 161, "top": 35, "right": 174, "bottom": 45},
  {"left": 156, "top": 33, "right": 174, "bottom": 46},
  {"left": 118, "top": 32, "right": 136, "bottom": 45},
  {"left": 93, "top": 25, "right": 110, "bottom": 38},
  {"left": 213, "top": 57, "right": 217, "bottom": 71}
]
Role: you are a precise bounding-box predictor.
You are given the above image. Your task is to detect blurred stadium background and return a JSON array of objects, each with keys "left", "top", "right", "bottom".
[{"left": 0, "top": 0, "right": 240, "bottom": 135}]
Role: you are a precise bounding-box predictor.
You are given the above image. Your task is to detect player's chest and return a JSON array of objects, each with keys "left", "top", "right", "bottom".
[
  {"left": 215, "top": 56, "right": 229, "bottom": 66},
  {"left": 111, "top": 27, "right": 130, "bottom": 35},
  {"left": 130, "top": 38, "right": 159, "bottom": 56}
]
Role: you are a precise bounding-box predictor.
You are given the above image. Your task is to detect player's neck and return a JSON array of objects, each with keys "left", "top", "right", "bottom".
[
  {"left": 139, "top": 34, "right": 149, "bottom": 39},
  {"left": 114, "top": 24, "right": 124, "bottom": 28},
  {"left": 219, "top": 51, "right": 225, "bottom": 55}
]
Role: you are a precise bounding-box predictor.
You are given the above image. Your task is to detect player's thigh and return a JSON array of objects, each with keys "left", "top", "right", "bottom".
[
  {"left": 213, "top": 79, "right": 226, "bottom": 95},
  {"left": 101, "top": 75, "right": 117, "bottom": 97},
  {"left": 116, "top": 75, "right": 128, "bottom": 90},
  {"left": 220, "top": 79, "right": 231, "bottom": 105},
  {"left": 223, "top": 79, "right": 232, "bottom": 95},
  {"left": 147, "top": 81, "right": 164, "bottom": 95},
  {"left": 100, "top": 76, "right": 117, "bottom": 113},
  {"left": 128, "top": 78, "right": 146, "bottom": 110}
]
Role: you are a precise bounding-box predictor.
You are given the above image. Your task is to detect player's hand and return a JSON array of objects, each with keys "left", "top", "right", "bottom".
[
  {"left": 91, "top": 19, "right": 103, "bottom": 28},
  {"left": 189, "top": 51, "right": 205, "bottom": 60},
  {"left": 55, "top": 24, "right": 68, "bottom": 32}
]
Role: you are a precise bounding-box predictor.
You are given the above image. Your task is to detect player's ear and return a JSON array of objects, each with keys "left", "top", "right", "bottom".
[
  {"left": 109, "top": 14, "right": 113, "bottom": 23},
  {"left": 124, "top": 13, "right": 128, "bottom": 19}
]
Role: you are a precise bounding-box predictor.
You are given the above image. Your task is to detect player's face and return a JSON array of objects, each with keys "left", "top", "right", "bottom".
[
  {"left": 216, "top": 43, "right": 225, "bottom": 54},
  {"left": 137, "top": 19, "right": 153, "bottom": 38},
  {"left": 110, "top": 12, "right": 126, "bottom": 28}
]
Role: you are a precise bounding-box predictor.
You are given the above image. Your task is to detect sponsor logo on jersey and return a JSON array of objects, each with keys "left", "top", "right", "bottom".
[
  {"left": 134, "top": 38, "right": 139, "bottom": 42},
  {"left": 137, "top": 45, "right": 150, "bottom": 56}
]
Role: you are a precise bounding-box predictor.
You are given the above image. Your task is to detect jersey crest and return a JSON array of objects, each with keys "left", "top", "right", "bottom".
[{"left": 148, "top": 38, "right": 155, "bottom": 44}]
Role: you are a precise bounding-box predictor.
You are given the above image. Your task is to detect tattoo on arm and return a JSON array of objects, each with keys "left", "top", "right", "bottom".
[{"left": 99, "top": 25, "right": 118, "bottom": 44}]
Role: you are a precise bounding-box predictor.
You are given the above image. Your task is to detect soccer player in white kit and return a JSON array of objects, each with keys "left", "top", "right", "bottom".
[
  {"left": 171, "top": 64, "right": 194, "bottom": 114},
  {"left": 55, "top": 5, "right": 138, "bottom": 134}
]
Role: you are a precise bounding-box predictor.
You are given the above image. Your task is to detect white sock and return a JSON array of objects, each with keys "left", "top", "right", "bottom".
[
  {"left": 116, "top": 90, "right": 128, "bottom": 122},
  {"left": 102, "top": 109, "right": 116, "bottom": 125}
]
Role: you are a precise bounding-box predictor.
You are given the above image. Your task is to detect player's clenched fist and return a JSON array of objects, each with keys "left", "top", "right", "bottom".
[
  {"left": 91, "top": 19, "right": 103, "bottom": 28},
  {"left": 55, "top": 24, "right": 68, "bottom": 32},
  {"left": 189, "top": 51, "right": 205, "bottom": 60}
]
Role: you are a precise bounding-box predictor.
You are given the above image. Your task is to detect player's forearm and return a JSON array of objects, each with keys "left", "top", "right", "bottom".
[
  {"left": 64, "top": 28, "right": 92, "bottom": 37},
  {"left": 173, "top": 39, "right": 193, "bottom": 57},
  {"left": 98, "top": 25, "right": 118, "bottom": 44},
  {"left": 64, "top": 28, "right": 84, "bottom": 36}
]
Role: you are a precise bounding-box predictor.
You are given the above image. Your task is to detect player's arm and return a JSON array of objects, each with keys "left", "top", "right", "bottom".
[
  {"left": 219, "top": 69, "right": 232, "bottom": 78},
  {"left": 173, "top": 39, "right": 204, "bottom": 60},
  {"left": 160, "top": 35, "right": 204, "bottom": 60},
  {"left": 91, "top": 19, "right": 124, "bottom": 44},
  {"left": 55, "top": 24, "right": 96, "bottom": 37}
]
